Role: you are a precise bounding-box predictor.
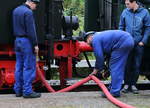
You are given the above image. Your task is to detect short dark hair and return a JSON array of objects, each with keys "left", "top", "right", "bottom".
[{"left": 129, "top": 0, "right": 137, "bottom": 3}]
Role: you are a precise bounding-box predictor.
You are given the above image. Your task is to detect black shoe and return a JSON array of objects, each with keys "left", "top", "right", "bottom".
[
  {"left": 131, "top": 85, "right": 139, "bottom": 94},
  {"left": 16, "top": 93, "right": 22, "bottom": 97},
  {"left": 122, "top": 85, "right": 129, "bottom": 93},
  {"left": 101, "top": 92, "right": 120, "bottom": 98},
  {"left": 23, "top": 92, "right": 41, "bottom": 98}
]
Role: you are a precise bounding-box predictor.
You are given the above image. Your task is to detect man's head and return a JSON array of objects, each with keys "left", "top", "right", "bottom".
[
  {"left": 25, "top": 0, "right": 40, "bottom": 10},
  {"left": 83, "top": 31, "right": 95, "bottom": 45},
  {"left": 125, "top": 0, "right": 138, "bottom": 9}
]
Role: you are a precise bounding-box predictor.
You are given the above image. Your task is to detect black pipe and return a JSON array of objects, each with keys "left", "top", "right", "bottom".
[{"left": 83, "top": 52, "right": 93, "bottom": 71}]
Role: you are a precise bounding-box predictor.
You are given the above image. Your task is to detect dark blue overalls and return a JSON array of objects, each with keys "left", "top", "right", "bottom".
[
  {"left": 13, "top": 4, "right": 38, "bottom": 95},
  {"left": 92, "top": 30, "right": 134, "bottom": 96}
]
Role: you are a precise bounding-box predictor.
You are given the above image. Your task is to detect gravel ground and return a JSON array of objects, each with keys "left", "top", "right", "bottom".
[{"left": 0, "top": 90, "right": 150, "bottom": 108}]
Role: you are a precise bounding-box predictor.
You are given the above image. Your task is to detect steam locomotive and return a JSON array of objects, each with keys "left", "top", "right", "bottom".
[{"left": 0, "top": 0, "right": 150, "bottom": 89}]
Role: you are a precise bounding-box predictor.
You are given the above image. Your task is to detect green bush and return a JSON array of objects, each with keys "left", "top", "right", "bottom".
[{"left": 63, "top": 0, "right": 84, "bottom": 36}]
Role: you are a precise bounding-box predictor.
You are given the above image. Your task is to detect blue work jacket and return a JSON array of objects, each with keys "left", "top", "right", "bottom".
[
  {"left": 92, "top": 30, "right": 133, "bottom": 71},
  {"left": 119, "top": 7, "right": 150, "bottom": 45},
  {"left": 13, "top": 4, "right": 38, "bottom": 47}
]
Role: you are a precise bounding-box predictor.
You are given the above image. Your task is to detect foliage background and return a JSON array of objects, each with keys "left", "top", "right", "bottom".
[
  {"left": 63, "top": 0, "right": 95, "bottom": 59},
  {"left": 63, "top": 0, "right": 85, "bottom": 36}
]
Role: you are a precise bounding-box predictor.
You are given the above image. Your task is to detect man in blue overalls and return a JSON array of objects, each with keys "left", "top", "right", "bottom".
[
  {"left": 119, "top": 0, "right": 150, "bottom": 94},
  {"left": 84, "top": 30, "right": 134, "bottom": 97},
  {"left": 13, "top": 0, "right": 40, "bottom": 98}
]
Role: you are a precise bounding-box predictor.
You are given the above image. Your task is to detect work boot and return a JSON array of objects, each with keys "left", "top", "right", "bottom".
[
  {"left": 16, "top": 93, "right": 22, "bottom": 97},
  {"left": 101, "top": 92, "right": 120, "bottom": 98},
  {"left": 122, "top": 85, "right": 129, "bottom": 93},
  {"left": 23, "top": 92, "right": 41, "bottom": 98},
  {"left": 131, "top": 85, "right": 139, "bottom": 94}
]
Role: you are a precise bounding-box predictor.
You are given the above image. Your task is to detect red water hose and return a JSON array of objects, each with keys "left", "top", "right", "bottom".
[
  {"left": 36, "top": 64, "right": 55, "bottom": 92},
  {"left": 36, "top": 64, "right": 135, "bottom": 108},
  {"left": 91, "top": 75, "right": 136, "bottom": 108},
  {"left": 57, "top": 76, "right": 91, "bottom": 93}
]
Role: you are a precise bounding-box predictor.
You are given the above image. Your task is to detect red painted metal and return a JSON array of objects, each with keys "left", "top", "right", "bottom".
[
  {"left": 0, "top": 45, "right": 15, "bottom": 88},
  {"left": 53, "top": 40, "right": 93, "bottom": 87},
  {"left": 0, "top": 60, "right": 45, "bottom": 89},
  {"left": 78, "top": 41, "right": 93, "bottom": 52},
  {"left": 58, "top": 58, "right": 67, "bottom": 88},
  {"left": 0, "top": 44, "right": 46, "bottom": 89},
  {"left": 0, "top": 45, "right": 15, "bottom": 56},
  {"left": 0, "top": 61, "right": 15, "bottom": 88},
  {"left": 67, "top": 57, "right": 72, "bottom": 78},
  {"left": 0, "top": 40, "right": 92, "bottom": 89},
  {"left": 53, "top": 40, "right": 92, "bottom": 57},
  {"left": 54, "top": 40, "right": 79, "bottom": 57}
]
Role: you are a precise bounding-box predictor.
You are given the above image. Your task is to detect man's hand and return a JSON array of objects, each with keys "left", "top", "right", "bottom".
[
  {"left": 34, "top": 45, "right": 39, "bottom": 55},
  {"left": 138, "top": 42, "right": 144, "bottom": 46},
  {"left": 90, "top": 69, "right": 98, "bottom": 76}
]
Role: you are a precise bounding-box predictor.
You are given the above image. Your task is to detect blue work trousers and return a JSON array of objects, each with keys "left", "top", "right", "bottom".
[
  {"left": 14, "top": 37, "right": 36, "bottom": 95},
  {"left": 124, "top": 45, "right": 144, "bottom": 85},
  {"left": 109, "top": 37, "right": 134, "bottom": 96}
]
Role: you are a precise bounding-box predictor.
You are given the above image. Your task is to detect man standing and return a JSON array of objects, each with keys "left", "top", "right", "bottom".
[
  {"left": 119, "top": 0, "right": 150, "bottom": 93},
  {"left": 84, "top": 30, "right": 134, "bottom": 97},
  {"left": 13, "top": 0, "right": 41, "bottom": 98}
]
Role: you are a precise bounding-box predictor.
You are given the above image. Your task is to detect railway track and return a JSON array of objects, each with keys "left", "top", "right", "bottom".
[
  {"left": 0, "top": 79, "right": 150, "bottom": 94},
  {"left": 50, "top": 79, "right": 150, "bottom": 91}
]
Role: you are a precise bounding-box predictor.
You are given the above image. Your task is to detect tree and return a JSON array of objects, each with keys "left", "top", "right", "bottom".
[{"left": 63, "top": 0, "right": 85, "bottom": 35}]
